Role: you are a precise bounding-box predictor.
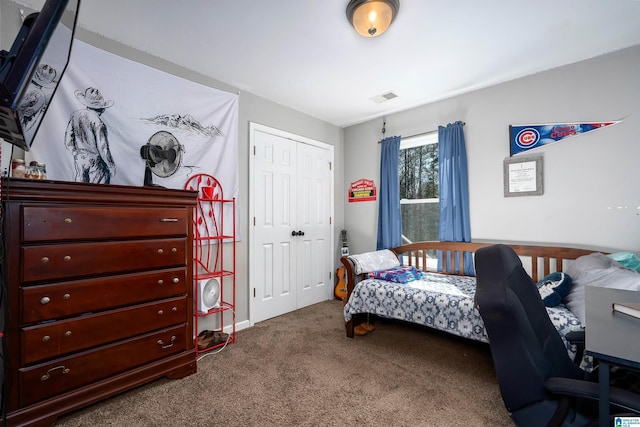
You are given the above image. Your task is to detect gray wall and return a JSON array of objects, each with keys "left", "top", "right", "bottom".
[
  {"left": 0, "top": 1, "right": 345, "bottom": 326},
  {"left": 344, "top": 45, "right": 640, "bottom": 255}
]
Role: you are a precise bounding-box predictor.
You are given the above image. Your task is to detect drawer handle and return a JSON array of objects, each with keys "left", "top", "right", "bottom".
[
  {"left": 157, "top": 336, "right": 176, "bottom": 349},
  {"left": 172, "top": 277, "right": 179, "bottom": 284},
  {"left": 159, "top": 218, "right": 178, "bottom": 222},
  {"left": 157, "top": 279, "right": 164, "bottom": 285},
  {"left": 64, "top": 330, "right": 72, "bottom": 337},
  {"left": 41, "top": 365, "right": 70, "bottom": 381},
  {"left": 42, "top": 335, "right": 50, "bottom": 342},
  {"left": 64, "top": 218, "right": 72, "bottom": 224},
  {"left": 63, "top": 293, "right": 71, "bottom": 300},
  {"left": 171, "top": 247, "right": 178, "bottom": 253},
  {"left": 64, "top": 255, "right": 72, "bottom": 262},
  {"left": 157, "top": 249, "right": 164, "bottom": 255},
  {"left": 40, "top": 296, "right": 51, "bottom": 305},
  {"left": 172, "top": 306, "right": 177, "bottom": 312},
  {"left": 41, "top": 257, "right": 49, "bottom": 263},
  {"left": 158, "top": 310, "right": 164, "bottom": 315}
]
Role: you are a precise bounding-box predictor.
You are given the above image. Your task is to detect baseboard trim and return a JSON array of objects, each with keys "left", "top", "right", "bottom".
[{"left": 223, "top": 319, "right": 250, "bottom": 334}]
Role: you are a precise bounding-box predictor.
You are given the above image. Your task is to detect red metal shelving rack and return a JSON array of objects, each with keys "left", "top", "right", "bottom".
[{"left": 184, "top": 174, "right": 236, "bottom": 354}]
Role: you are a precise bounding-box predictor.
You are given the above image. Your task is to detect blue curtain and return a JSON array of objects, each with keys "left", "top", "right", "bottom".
[
  {"left": 376, "top": 136, "right": 402, "bottom": 250},
  {"left": 438, "top": 121, "right": 473, "bottom": 274}
]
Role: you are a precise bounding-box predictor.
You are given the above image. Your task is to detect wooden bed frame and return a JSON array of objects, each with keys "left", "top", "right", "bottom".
[{"left": 340, "top": 241, "right": 597, "bottom": 338}]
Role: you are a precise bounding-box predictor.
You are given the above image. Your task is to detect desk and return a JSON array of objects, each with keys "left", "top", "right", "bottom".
[{"left": 585, "top": 286, "right": 640, "bottom": 427}]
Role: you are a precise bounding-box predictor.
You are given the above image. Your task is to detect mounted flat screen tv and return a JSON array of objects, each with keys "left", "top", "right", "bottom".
[{"left": 0, "top": 0, "right": 80, "bottom": 151}]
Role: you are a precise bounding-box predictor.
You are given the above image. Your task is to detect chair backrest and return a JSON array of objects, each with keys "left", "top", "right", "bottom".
[{"left": 474, "top": 244, "right": 584, "bottom": 413}]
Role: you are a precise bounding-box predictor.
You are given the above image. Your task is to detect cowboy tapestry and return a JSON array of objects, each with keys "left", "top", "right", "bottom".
[{"left": 28, "top": 39, "right": 239, "bottom": 234}]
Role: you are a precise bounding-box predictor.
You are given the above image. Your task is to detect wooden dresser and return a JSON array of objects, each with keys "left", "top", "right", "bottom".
[{"left": 0, "top": 178, "right": 197, "bottom": 427}]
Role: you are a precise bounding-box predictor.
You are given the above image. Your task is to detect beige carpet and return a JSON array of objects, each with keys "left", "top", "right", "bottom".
[{"left": 54, "top": 299, "right": 513, "bottom": 426}]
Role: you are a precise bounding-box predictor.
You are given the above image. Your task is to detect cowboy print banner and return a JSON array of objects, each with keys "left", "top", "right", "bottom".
[
  {"left": 509, "top": 121, "right": 621, "bottom": 156},
  {"left": 27, "top": 39, "right": 239, "bottom": 236}
]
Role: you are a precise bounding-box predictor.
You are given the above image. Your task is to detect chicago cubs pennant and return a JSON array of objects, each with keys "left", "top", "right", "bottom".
[{"left": 509, "top": 121, "right": 621, "bottom": 156}]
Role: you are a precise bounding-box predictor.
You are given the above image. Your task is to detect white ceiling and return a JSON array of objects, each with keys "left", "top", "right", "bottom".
[{"left": 13, "top": 0, "right": 640, "bottom": 127}]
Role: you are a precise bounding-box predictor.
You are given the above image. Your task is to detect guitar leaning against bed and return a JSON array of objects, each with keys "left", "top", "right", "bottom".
[
  {"left": 335, "top": 266, "right": 347, "bottom": 301},
  {"left": 334, "top": 230, "right": 349, "bottom": 300}
]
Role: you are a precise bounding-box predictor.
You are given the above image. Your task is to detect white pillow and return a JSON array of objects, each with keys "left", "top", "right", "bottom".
[
  {"left": 564, "top": 252, "right": 640, "bottom": 325},
  {"left": 347, "top": 249, "right": 400, "bottom": 275}
]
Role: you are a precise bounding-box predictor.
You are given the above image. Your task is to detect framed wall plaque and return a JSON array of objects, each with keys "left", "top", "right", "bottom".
[{"left": 503, "top": 154, "right": 543, "bottom": 197}]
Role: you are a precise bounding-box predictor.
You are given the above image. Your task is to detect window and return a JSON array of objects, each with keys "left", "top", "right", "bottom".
[{"left": 399, "top": 133, "right": 438, "bottom": 244}]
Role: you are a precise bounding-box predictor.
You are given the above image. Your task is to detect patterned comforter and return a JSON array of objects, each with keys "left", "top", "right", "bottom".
[{"left": 343, "top": 271, "right": 585, "bottom": 359}]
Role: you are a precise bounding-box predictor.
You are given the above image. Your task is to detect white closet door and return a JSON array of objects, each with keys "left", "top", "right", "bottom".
[
  {"left": 252, "top": 130, "right": 298, "bottom": 322},
  {"left": 251, "top": 125, "right": 333, "bottom": 324},
  {"left": 295, "top": 141, "right": 331, "bottom": 308}
]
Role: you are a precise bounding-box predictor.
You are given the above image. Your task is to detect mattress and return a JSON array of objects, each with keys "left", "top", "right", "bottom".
[{"left": 343, "top": 271, "right": 584, "bottom": 359}]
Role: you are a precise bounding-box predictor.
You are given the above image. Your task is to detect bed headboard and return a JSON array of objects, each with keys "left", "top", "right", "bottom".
[
  {"left": 391, "top": 241, "right": 597, "bottom": 282},
  {"left": 340, "top": 241, "right": 599, "bottom": 301}
]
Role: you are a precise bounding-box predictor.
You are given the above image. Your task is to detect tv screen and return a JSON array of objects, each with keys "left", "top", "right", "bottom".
[{"left": 0, "top": 0, "right": 80, "bottom": 151}]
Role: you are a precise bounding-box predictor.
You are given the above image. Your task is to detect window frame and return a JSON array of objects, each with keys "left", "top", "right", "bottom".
[{"left": 399, "top": 132, "right": 439, "bottom": 243}]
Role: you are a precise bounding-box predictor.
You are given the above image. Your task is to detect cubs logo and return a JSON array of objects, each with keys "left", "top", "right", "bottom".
[{"left": 515, "top": 128, "right": 540, "bottom": 150}]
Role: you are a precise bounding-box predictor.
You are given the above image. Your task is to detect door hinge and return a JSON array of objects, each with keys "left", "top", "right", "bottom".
[
  {"left": 329, "top": 161, "right": 332, "bottom": 170},
  {"left": 253, "top": 216, "right": 256, "bottom": 226},
  {"left": 330, "top": 217, "right": 332, "bottom": 225},
  {"left": 253, "top": 288, "right": 256, "bottom": 298},
  {"left": 253, "top": 145, "right": 256, "bottom": 155}
]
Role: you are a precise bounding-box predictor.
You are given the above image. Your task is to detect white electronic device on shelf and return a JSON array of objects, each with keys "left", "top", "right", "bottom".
[{"left": 197, "top": 278, "right": 220, "bottom": 313}]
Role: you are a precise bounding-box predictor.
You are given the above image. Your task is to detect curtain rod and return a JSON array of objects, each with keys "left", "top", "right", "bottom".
[{"left": 378, "top": 122, "right": 466, "bottom": 143}]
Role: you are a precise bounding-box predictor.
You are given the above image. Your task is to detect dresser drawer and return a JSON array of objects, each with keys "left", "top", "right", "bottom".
[
  {"left": 21, "top": 267, "right": 188, "bottom": 323},
  {"left": 22, "top": 238, "right": 187, "bottom": 283},
  {"left": 18, "top": 324, "right": 187, "bottom": 407},
  {"left": 21, "top": 296, "right": 187, "bottom": 365},
  {"left": 22, "top": 206, "right": 189, "bottom": 242}
]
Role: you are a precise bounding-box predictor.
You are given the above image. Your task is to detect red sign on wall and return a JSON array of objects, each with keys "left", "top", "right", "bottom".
[{"left": 348, "top": 179, "right": 377, "bottom": 202}]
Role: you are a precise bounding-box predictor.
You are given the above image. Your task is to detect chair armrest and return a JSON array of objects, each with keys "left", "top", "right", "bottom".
[
  {"left": 545, "top": 377, "right": 640, "bottom": 413},
  {"left": 564, "top": 329, "right": 585, "bottom": 364},
  {"left": 565, "top": 329, "right": 585, "bottom": 346}
]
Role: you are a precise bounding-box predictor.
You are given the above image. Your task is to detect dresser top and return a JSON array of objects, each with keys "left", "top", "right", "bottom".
[{"left": 1, "top": 177, "right": 198, "bottom": 207}]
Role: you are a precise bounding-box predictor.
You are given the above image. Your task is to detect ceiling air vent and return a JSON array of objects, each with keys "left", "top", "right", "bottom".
[{"left": 369, "top": 91, "right": 398, "bottom": 104}]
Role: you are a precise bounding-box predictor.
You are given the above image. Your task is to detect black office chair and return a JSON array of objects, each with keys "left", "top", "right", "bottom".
[{"left": 474, "top": 244, "right": 640, "bottom": 427}]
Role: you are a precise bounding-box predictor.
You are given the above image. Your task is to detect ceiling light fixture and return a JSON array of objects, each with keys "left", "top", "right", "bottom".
[{"left": 346, "top": 0, "right": 400, "bottom": 38}]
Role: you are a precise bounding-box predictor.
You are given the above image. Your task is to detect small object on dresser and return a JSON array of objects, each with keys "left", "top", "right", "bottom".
[
  {"left": 37, "top": 162, "right": 47, "bottom": 179},
  {"left": 11, "top": 158, "right": 26, "bottom": 178},
  {"left": 613, "top": 302, "right": 640, "bottom": 319},
  {"left": 25, "top": 161, "right": 42, "bottom": 179}
]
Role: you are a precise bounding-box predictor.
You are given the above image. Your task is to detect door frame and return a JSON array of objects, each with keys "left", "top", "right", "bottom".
[{"left": 248, "top": 122, "right": 335, "bottom": 326}]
